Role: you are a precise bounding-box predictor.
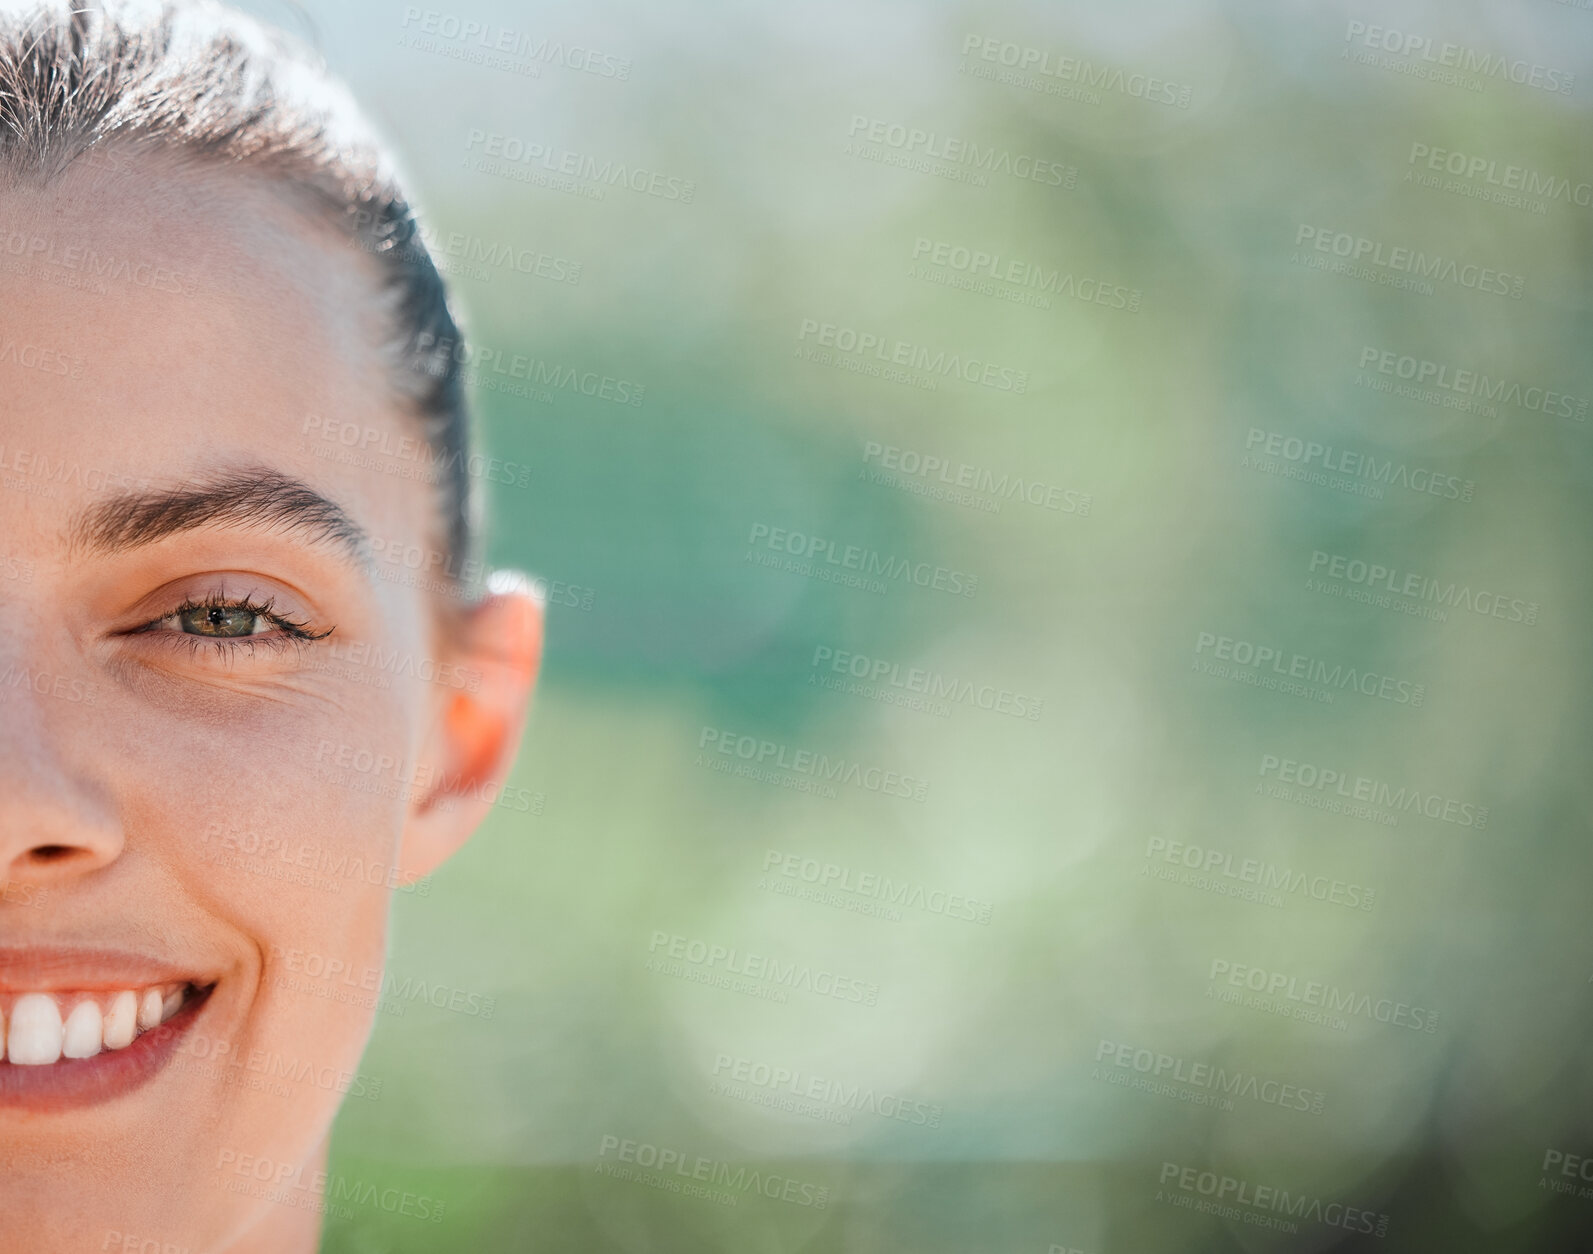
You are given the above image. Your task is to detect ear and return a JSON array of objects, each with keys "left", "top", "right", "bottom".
[{"left": 398, "top": 570, "right": 543, "bottom": 881}]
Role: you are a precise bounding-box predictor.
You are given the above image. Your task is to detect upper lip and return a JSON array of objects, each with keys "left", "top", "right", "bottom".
[{"left": 0, "top": 947, "right": 222, "bottom": 992}]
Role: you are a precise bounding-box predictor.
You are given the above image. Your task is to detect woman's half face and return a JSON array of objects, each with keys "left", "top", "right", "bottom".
[{"left": 0, "top": 161, "right": 530, "bottom": 1251}]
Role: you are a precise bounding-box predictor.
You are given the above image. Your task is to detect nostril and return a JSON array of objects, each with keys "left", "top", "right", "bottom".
[{"left": 28, "top": 844, "right": 75, "bottom": 862}]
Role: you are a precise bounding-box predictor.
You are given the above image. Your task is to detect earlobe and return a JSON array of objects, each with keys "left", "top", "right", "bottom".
[{"left": 398, "top": 572, "right": 543, "bottom": 881}]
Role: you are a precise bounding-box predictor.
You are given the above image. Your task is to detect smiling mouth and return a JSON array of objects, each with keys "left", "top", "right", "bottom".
[
  {"left": 0, "top": 980, "right": 217, "bottom": 1110},
  {"left": 1, "top": 982, "right": 211, "bottom": 1064}
]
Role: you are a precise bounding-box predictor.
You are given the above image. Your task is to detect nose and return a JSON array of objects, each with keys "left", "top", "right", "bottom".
[{"left": 0, "top": 674, "right": 125, "bottom": 888}]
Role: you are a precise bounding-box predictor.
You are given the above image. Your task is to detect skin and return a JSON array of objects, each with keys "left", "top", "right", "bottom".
[{"left": 0, "top": 155, "right": 541, "bottom": 1251}]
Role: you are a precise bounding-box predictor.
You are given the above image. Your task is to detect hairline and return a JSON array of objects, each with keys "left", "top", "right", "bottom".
[{"left": 0, "top": 0, "right": 482, "bottom": 607}]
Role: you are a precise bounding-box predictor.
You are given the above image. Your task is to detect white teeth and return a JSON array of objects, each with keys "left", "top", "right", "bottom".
[
  {"left": 103, "top": 990, "right": 138, "bottom": 1050},
  {"left": 137, "top": 988, "right": 164, "bottom": 1031},
  {"left": 0, "top": 983, "right": 203, "bottom": 1063},
  {"left": 9, "top": 994, "right": 64, "bottom": 1065},
  {"left": 61, "top": 1000, "right": 104, "bottom": 1059}
]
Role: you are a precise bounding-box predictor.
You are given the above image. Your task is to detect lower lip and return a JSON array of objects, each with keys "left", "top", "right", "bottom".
[{"left": 0, "top": 985, "right": 215, "bottom": 1112}]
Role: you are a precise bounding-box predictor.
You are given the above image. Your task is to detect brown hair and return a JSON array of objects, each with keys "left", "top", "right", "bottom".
[{"left": 0, "top": 0, "right": 477, "bottom": 580}]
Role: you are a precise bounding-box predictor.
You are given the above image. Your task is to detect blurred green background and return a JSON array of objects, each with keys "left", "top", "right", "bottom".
[{"left": 244, "top": 0, "right": 1593, "bottom": 1248}]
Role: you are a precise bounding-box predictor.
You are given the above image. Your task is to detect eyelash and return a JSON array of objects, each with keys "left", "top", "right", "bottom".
[{"left": 134, "top": 593, "right": 334, "bottom": 661}]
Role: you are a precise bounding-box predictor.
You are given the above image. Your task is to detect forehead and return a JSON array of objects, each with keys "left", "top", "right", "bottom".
[
  {"left": 3, "top": 153, "right": 384, "bottom": 399},
  {"left": 0, "top": 155, "right": 432, "bottom": 561}
]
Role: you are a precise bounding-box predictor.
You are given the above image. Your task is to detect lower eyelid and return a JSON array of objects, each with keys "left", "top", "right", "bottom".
[{"left": 136, "top": 630, "right": 309, "bottom": 661}]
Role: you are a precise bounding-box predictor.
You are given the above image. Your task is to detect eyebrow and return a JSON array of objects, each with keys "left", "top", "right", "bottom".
[{"left": 67, "top": 465, "right": 372, "bottom": 568}]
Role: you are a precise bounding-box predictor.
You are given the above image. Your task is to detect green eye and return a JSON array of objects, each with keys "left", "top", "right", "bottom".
[
  {"left": 135, "top": 594, "right": 333, "bottom": 649},
  {"left": 177, "top": 605, "right": 264, "bottom": 637}
]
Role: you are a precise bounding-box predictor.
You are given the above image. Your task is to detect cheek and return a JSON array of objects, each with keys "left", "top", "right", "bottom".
[
  {"left": 59, "top": 675, "right": 424, "bottom": 1233},
  {"left": 111, "top": 671, "right": 415, "bottom": 1044},
  {"left": 116, "top": 677, "right": 410, "bottom": 903}
]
